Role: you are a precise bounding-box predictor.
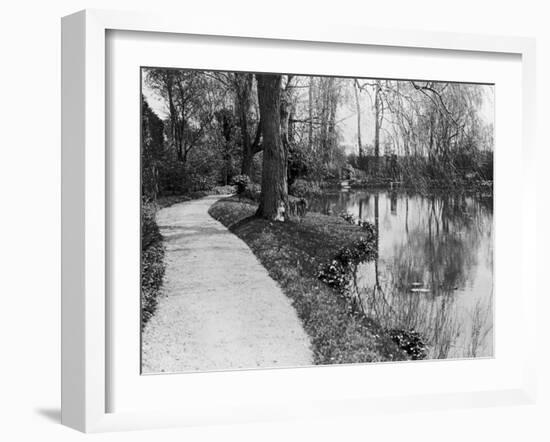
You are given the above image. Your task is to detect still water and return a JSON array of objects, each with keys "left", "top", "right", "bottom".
[{"left": 310, "top": 190, "right": 494, "bottom": 359}]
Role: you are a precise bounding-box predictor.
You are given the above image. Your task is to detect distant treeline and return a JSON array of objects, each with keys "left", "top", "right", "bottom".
[
  {"left": 347, "top": 151, "right": 493, "bottom": 188},
  {"left": 141, "top": 69, "right": 494, "bottom": 202}
]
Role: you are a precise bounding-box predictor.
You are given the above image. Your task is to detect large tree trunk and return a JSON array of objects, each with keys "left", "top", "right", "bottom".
[
  {"left": 256, "top": 74, "right": 288, "bottom": 221},
  {"left": 234, "top": 73, "right": 262, "bottom": 177},
  {"left": 235, "top": 73, "right": 254, "bottom": 176},
  {"left": 241, "top": 120, "right": 262, "bottom": 177}
]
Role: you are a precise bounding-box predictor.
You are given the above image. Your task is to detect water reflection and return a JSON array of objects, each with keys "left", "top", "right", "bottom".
[{"left": 310, "top": 190, "right": 494, "bottom": 359}]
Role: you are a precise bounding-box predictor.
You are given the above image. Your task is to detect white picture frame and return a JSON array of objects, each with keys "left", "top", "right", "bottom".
[{"left": 61, "top": 9, "right": 537, "bottom": 433}]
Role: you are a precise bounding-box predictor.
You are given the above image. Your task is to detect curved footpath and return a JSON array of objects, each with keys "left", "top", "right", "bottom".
[{"left": 142, "top": 195, "right": 313, "bottom": 373}]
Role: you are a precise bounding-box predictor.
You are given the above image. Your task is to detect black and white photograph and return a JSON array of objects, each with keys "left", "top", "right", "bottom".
[{"left": 140, "top": 67, "right": 494, "bottom": 374}]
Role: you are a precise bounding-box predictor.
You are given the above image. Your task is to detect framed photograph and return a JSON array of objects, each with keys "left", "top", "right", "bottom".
[{"left": 61, "top": 9, "right": 537, "bottom": 432}]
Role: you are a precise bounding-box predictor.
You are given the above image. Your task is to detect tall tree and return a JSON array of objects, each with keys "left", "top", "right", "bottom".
[
  {"left": 231, "top": 73, "right": 262, "bottom": 176},
  {"left": 255, "top": 74, "right": 288, "bottom": 221},
  {"left": 214, "top": 108, "right": 237, "bottom": 185},
  {"left": 146, "top": 69, "right": 215, "bottom": 165},
  {"left": 280, "top": 75, "right": 295, "bottom": 154}
]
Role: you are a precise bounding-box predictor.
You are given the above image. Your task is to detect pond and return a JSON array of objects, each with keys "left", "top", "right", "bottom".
[{"left": 309, "top": 189, "right": 494, "bottom": 360}]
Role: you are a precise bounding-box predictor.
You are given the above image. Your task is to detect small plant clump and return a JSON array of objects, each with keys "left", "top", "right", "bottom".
[
  {"left": 358, "top": 220, "right": 376, "bottom": 239},
  {"left": 317, "top": 259, "right": 352, "bottom": 292},
  {"left": 387, "top": 328, "right": 428, "bottom": 360},
  {"left": 339, "top": 212, "right": 377, "bottom": 240},
  {"left": 231, "top": 174, "right": 251, "bottom": 194},
  {"left": 289, "top": 179, "right": 322, "bottom": 198},
  {"left": 318, "top": 236, "right": 377, "bottom": 293},
  {"left": 334, "top": 237, "right": 377, "bottom": 266},
  {"left": 339, "top": 212, "right": 356, "bottom": 224}
]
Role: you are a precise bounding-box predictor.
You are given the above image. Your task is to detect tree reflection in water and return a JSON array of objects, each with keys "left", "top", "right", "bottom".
[{"left": 310, "top": 190, "right": 494, "bottom": 360}]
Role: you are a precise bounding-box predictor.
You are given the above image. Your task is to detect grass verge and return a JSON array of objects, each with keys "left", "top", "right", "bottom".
[{"left": 208, "top": 196, "right": 408, "bottom": 365}]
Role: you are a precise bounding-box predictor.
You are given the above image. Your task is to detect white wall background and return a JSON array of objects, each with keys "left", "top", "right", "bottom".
[{"left": 0, "top": 1, "right": 547, "bottom": 441}]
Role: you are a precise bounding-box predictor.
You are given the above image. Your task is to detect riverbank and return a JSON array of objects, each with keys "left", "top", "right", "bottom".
[
  {"left": 322, "top": 178, "right": 493, "bottom": 194},
  {"left": 208, "top": 196, "right": 408, "bottom": 365}
]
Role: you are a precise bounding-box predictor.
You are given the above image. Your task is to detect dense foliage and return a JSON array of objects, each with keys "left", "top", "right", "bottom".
[
  {"left": 231, "top": 174, "right": 251, "bottom": 194},
  {"left": 140, "top": 202, "right": 165, "bottom": 326},
  {"left": 289, "top": 178, "right": 322, "bottom": 198},
  {"left": 141, "top": 97, "right": 165, "bottom": 200},
  {"left": 142, "top": 70, "right": 493, "bottom": 206}
]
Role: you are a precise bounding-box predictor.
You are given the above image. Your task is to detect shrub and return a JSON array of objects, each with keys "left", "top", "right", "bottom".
[
  {"left": 335, "top": 237, "right": 377, "bottom": 265},
  {"left": 141, "top": 202, "right": 165, "bottom": 328},
  {"left": 186, "top": 172, "right": 217, "bottom": 192},
  {"left": 289, "top": 179, "right": 321, "bottom": 198},
  {"left": 318, "top": 237, "right": 377, "bottom": 293},
  {"left": 318, "top": 259, "right": 352, "bottom": 292},
  {"left": 141, "top": 202, "right": 162, "bottom": 251},
  {"left": 231, "top": 174, "right": 251, "bottom": 194},
  {"left": 141, "top": 242, "right": 165, "bottom": 325},
  {"left": 241, "top": 183, "right": 261, "bottom": 202},
  {"left": 358, "top": 220, "right": 376, "bottom": 240},
  {"left": 339, "top": 213, "right": 376, "bottom": 242}
]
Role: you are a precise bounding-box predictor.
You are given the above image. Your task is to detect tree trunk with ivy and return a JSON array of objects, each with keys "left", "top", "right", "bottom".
[{"left": 256, "top": 74, "right": 288, "bottom": 221}]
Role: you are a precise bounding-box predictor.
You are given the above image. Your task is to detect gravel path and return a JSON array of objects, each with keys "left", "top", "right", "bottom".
[{"left": 141, "top": 195, "right": 313, "bottom": 373}]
